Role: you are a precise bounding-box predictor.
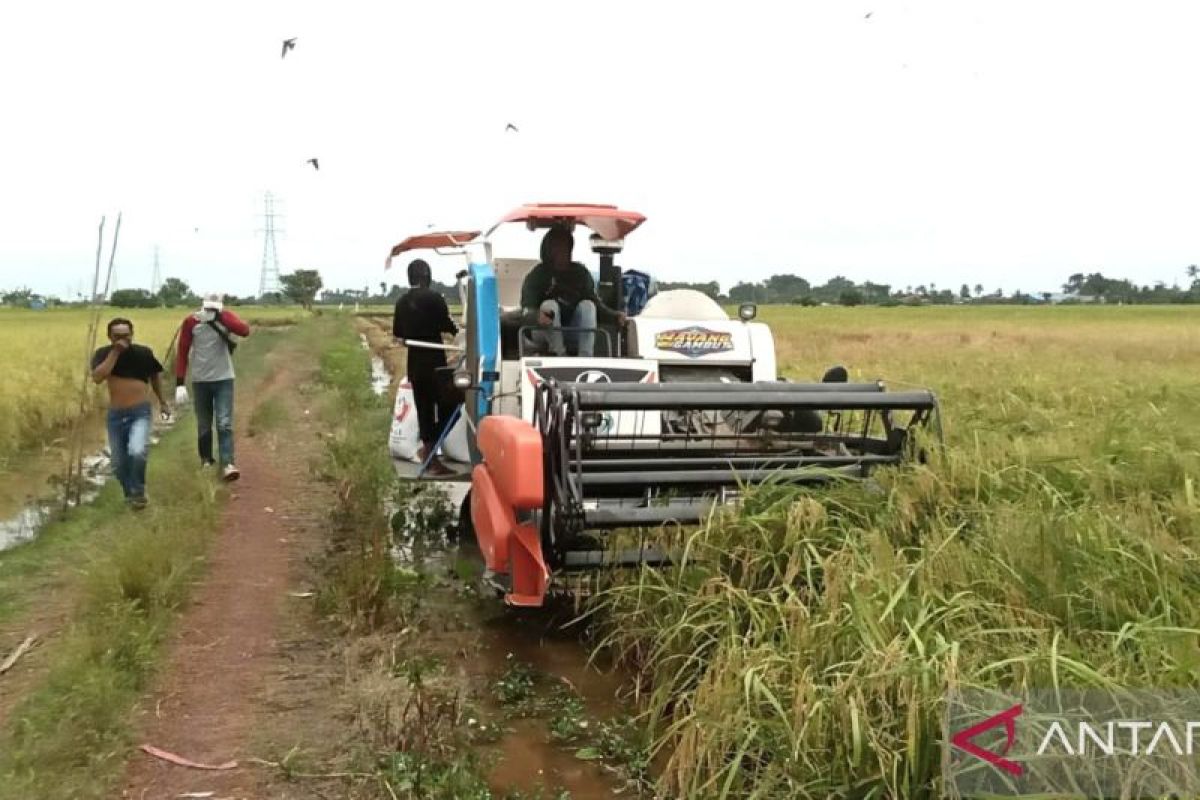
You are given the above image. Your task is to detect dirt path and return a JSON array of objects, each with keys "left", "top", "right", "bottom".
[
  {"left": 117, "top": 324, "right": 640, "bottom": 799},
  {"left": 120, "top": 345, "right": 342, "bottom": 799}
]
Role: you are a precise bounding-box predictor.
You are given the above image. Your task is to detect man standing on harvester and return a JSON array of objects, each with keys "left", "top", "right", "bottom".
[
  {"left": 174, "top": 293, "right": 251, "bottom": 481},
  {"left": 393, "top": 259, "right": 458, "bottom": 476}
]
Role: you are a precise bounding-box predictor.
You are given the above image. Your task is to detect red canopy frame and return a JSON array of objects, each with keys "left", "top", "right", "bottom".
[
  {"left": 385, "top": 230, "right": 481, "bottom": 270},
  {"left": 487, "top": 203, "right": 646, "bottom": 241},
  {"left": 388, "top": 231, "right": 481, "bottom": 258}
]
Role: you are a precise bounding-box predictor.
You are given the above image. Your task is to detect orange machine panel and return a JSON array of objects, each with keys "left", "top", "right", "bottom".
[
  {"left": 470, "top": 465, "right": 514, "bottom": 573},
  {"left": 476, "top": 416, "right": 544, "bottom": 510}
]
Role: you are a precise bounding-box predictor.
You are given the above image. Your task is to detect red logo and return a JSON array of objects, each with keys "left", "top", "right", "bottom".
[{"left": 951, "top": 704, "right": 1024, "bottom": 776}]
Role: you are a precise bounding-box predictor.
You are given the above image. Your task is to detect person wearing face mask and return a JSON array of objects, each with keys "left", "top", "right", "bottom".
[
  {"left": 174, "top": 293, "right": 251, "bottom": 481},
  {"left": 91, "top": 317, "right": 170, "bottom": 509}
]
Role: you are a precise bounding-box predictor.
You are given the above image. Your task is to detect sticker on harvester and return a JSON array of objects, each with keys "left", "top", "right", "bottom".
[{"left": 654, "top": 326, "right": 735, "bottom": 358}]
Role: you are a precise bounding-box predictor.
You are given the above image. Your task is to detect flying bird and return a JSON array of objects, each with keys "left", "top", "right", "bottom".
[
  {"left": 505, "top": 123, "right": 519, "bottom": 133},
  {"left": 281, "top": 38, "right": 297, "bottom": 58},
  {"left": 307, "top": 158, "right": 319, "bottom": 171},
  {"left": 864, "top": 12, "right": 872, "bottom": 19}
]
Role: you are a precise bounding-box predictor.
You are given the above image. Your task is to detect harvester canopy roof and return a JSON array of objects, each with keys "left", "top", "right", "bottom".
[
  {"left": 388, "top": 231, "right": 481, "bottom": 258},
  {"left": 487, "top": 203, "right": 646, "bottom": 240}
]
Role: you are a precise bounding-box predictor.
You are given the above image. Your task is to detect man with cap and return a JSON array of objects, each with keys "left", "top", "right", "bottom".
[
  {"left": 175, "top": 293, "right": 251, "bottom": 481},
  {"left": 392, "top": 259, "right": 457, "bottom": 475},
  {"left": 519, "top": 226, "right": 625, "bottom": 357}
]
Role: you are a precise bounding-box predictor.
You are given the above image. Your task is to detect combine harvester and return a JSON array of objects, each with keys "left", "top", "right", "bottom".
[{"left": 386, "top": 203, "right": 941, "bottom": 606}]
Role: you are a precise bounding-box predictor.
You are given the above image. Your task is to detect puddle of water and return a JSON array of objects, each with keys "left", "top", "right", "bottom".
[
  {"left": 488, "top": 719, "right": 624, "bottom": 800},
  {"left": 0, "top": 416, "right": 174, "bottom": 552},
  {"left": 359, "top": 333, "right": 392, "bottom": 396},
  {"left": 0, "top": 451, "right": 109, "bottom": 550},
  {"left": 477, "top": 607, "right": 630, "bottom": 799},
  {"left": 390, "top": 501, "right": 632, "bottom": 799}
]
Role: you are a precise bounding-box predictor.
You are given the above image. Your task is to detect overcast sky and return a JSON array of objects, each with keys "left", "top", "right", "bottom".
[{"left": 1, "top": 1, "right": 1198, "bottom": 298}]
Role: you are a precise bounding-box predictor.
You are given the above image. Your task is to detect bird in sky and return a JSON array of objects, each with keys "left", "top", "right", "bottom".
[
  {"left": 282, "top": 38, "right": 297, "bottom": 58},
  {"left": 505, "top": 123, "right": 519, "bottom": 133},
  {"left": 864, "top": 12, "right": 873, "bottom": 19},
  {"left": 307, "top": 158, "right": 319, "bottom": 171}
]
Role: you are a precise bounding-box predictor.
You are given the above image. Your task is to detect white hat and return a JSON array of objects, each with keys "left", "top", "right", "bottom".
[{"left": 201, "top": 292, "right": 224, "bottom": 311}]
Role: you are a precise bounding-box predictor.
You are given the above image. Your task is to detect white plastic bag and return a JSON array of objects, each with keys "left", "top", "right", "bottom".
[{"left": 387, "top": 378, "right": 422, "bottom": 461}]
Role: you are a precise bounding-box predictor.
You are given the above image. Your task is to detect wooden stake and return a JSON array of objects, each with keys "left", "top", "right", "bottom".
[{"left": 63, "top": 217, "right": 107, "bottom": 511}]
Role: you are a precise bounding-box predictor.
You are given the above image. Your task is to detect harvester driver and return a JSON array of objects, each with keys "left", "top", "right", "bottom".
[{"left": 520, "top": 226, "right": 625, "bottom": 357}]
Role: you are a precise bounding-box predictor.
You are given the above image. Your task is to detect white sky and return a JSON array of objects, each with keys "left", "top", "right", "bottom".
[{"left": 1, "top": 0, "right": 1198, "bottom": 298}]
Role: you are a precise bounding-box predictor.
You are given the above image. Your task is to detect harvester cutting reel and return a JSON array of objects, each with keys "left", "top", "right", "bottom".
[{"left": 470, "top": 377, "right": 940, "bottom": 606}]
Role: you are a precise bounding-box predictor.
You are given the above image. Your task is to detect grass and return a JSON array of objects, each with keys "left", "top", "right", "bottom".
[
  {"left": 247, "top": 392, "right": 288, "bottom": 436},
  {"left": 0, "top": 415, "right": 218, "bottom": 798},
  {"left": 588, "top": 304, "right": 1200, "bottom": 798},
  {"left": 309, "top": 317, "right": 502, "bottom": 798},
  {"left": 0, "top": 305, "right": 302, "bottom": 463},
  {"left": 0, "top": 326, "right": 286, "bottom": 800}
]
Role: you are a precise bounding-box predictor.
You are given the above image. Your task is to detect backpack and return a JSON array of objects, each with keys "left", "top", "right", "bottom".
[{"left": 621, "top": 270, "right": 655, "bottom": 316}]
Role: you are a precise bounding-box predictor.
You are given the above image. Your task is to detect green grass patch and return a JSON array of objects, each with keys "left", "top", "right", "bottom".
[
  {"left": 247, "top": 393, "right": 287, "bottom": 436},
  {"left": 0, "top": 419, "right": 218, "bottom": 798}
]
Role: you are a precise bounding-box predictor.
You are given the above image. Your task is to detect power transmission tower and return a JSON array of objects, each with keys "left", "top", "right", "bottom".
[
  {"left": 150, "top": 245, "right": 162, "bottom": 294},
  {"left": 258, "top": 192, "right": 285, "bottom": 298}
]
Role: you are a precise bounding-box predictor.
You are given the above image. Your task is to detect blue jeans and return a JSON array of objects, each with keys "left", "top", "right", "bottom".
[
  {"left": 193, "top": 379, "right": 235, "bottom": 466},
  {"left": 536, "top": 299, "right": 598, "bottom": 357},
  {"left": 107, "top": 403, "right": 151, "bottom": 500}
]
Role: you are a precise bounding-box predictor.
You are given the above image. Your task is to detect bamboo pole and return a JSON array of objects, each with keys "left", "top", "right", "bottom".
[
  {"left": 63, "top": 217, "right": 107, "bottom": 510},
  {"left": 63, "top": 213, "right": 121, "bottom": 509}
]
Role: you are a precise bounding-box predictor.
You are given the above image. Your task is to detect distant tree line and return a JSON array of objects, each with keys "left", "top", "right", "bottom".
[
  {"left": 717, "top": 267, "right": 1200, "bottom": 306},
  {"left": 4, "top": 265, "right": 1199, "bottom": 309},
  {"left": 318, "top": 279, "right": 458, "bottom": 307}
]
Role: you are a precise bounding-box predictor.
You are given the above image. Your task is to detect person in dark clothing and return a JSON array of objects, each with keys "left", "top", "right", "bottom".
[
  {"left": 518, "top": 226, "right": 625, "bottom": 357},
  {"left": 392, "top": 259, "right": 458, "bottom": 474}
]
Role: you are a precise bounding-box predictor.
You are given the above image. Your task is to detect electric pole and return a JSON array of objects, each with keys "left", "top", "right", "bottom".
[
  {"left": 258, "top": 192, "right": 284, "bottom": 298},
  {"left": 150, "top": 245, "right": 162, "bottom": 295}
]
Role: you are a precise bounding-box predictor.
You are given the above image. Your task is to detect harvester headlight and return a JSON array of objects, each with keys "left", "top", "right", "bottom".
[
  {"left": 452, "top": 371, "right": 473, "bottom": 390},
  {"left": 738, "top": 302, "right": 758, "bottom": 321}
]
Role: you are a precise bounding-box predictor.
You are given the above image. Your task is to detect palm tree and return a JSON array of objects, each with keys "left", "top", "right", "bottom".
[{"left": 1188, "top": 264, "right": 1199, "bottom": 281}]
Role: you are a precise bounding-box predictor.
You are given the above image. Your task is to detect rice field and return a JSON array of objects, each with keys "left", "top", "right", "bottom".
[
  {"left": 0, "top": 306, "right": 301, "bottom": 463},
  {"left": 593, "top": 305, "right": 1200, "bottom": 798}
]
